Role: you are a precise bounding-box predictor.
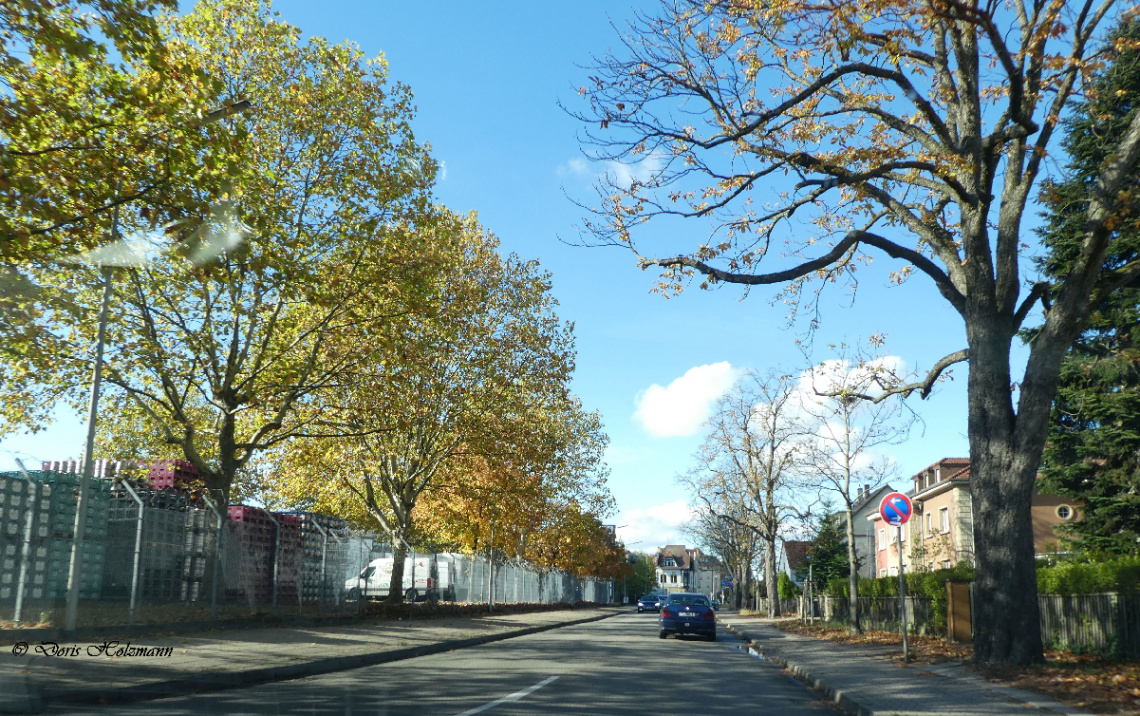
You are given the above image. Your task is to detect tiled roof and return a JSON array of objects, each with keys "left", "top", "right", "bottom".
[
  {"left": 783, "top": 540, "right": 813, "bottom": 571},
  {"left": 658, "top": 544, "right": 692, "bottom": 569}
]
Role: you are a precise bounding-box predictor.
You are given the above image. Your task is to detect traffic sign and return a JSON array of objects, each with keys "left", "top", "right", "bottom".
[{"left": 879, "top": 492, "right": 914, "bottom": 526}]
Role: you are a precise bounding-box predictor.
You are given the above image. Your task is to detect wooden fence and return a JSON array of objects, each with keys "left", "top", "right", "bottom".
[
  {"left": 813, "top": 590, "right": 1140, "bottom": 658},
  {"left": 814, "top": 596, "right": 936, "bottom": 634},
  {"left": 1039, "top": 593, "right": 1140, "bottom": 658}
]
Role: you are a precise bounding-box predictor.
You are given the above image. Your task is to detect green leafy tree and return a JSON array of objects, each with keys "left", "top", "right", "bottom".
[
  {"left": 625, "top": 552, "right": 659, "bottom": 598},
  {"left": 808, "top": 510, "right": 852, "bottom": 586},
  {"left": 1035, "top": 19, "right": 1140, "bottom": 555},
  {"left": 777, "top": 571, "right": 799, "bottom": 601}
]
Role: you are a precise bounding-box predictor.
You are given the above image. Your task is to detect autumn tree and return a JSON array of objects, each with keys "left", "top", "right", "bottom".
[
  {"left": 574, "top": 0, "right": 1140, "bottom": 664},
  {"left": 269, "top": 213, "right": 597, "bottom": 603},
  {"left": 795, "top": 351, "right": 913, "bottom": 632},
  {"left": 5, "top": 0, "right": 435, "bottom": 503},
  {"left": 0, "top": 0, "right": 224, "bottom": 264},
  {"left": 0, "top": 0, "right": 236, "bottom": 433},
  {"left": 685, "top": 503, "right": 761, "bottom": 609},
  {"left": 1034, "top": 18, "right": 1140, "bottom": 555},
  {"left": 680, "top": 369, "right": 803, "bottom": 616}
]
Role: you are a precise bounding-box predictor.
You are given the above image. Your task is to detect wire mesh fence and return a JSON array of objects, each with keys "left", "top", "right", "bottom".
[{"left": 0, "top": 469, "right": 612, "bottom": 630}]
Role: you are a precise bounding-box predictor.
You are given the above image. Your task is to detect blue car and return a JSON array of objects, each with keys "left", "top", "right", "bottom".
[
  {"left": 637, "top": 595, "right": 661, "bottom": 613},
  {"left": 659, "top": 592, "right": 716, "bottom": 640}
]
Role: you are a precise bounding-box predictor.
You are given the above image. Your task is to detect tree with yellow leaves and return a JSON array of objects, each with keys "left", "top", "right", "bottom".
[{"left": 266, "top": 211, "right": 612, "bottom": 603}]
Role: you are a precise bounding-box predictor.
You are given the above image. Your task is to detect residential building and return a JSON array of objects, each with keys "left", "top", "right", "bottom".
[
  {"left": 654, "top": 545, "right": 720, "bottom": 596},
  {"left": 868, "top": 458, "right": 1082, "bottom": 576},
  {"left": 781, "top": 539, "right": 812, "bottom": 586}
]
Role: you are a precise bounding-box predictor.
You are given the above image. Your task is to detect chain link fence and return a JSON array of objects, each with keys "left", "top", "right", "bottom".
[{"left": 0, "top": 469, "right": 612, "bottom": 629}]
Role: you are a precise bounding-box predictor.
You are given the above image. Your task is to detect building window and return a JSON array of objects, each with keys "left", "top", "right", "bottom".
[
  {"left": 940, "top": 507, "right": 950, "bottom": 533},
  {"left": 942, "top": 560, "right": 952, "bottom": 569},
  {"left": 925, "top": 513, "right": 932, "bottom": 535},
  {"left": 671, "top": 574, "right": 677, "bottom": 584},
  {"left": 1056, "top": 505, "right": 1074, "bottom": 521},
  {"left": 878, "top": 528, "right": 885, "bottom": 550},
  {"left": 879, "top": 568, "right": 887, "bottom": 577}
]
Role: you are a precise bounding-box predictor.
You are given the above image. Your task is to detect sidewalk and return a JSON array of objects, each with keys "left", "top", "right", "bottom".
[
  {"left": 719, "top": 613, "right": 1094, "bottom": 716},
  {"left": 0, "top": 606, "right": 620, "bottom": 713}
]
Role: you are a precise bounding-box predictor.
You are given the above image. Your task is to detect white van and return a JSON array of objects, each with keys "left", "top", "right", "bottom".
[{"left": 345, "top": 555, "right": 452, "bottom": 603}]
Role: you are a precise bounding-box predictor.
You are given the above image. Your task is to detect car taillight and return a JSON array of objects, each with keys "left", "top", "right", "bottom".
[
  {"left": 661, "top": 608, "right": 671, "bottom": 617},
  {"left": 703, "top": 610, "right": 715, "bottom": 620},
  {"left": 427, "top": 578, "right": 433, "bottom": 588}
]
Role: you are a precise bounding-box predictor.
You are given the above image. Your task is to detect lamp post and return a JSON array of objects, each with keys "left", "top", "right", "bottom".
[{"left": 63, "top": 100, "right": 252, "bottom": 634}]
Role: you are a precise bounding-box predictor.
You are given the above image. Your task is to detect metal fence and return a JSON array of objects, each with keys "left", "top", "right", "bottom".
[{"left": 0, "top": 470, "right": 611, "bottom": 630}]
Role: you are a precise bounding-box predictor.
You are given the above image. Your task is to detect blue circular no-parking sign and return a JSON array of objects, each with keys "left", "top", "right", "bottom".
[{"left": 879, "top": 492, "right": 913, "bottom": 526}]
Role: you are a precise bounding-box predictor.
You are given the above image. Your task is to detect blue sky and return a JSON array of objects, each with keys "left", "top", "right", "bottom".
[{"left": 2, "top": 0, "right": 987, "bottom": 552}]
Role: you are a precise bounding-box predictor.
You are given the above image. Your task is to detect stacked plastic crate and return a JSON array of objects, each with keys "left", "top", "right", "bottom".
[
  {"left": 288, "top": 512, "right": 349, "bottom": 603},
  {"left": 225, "top": 505, "right": 275, "bottom": 603},
  {"left": 182, "top": 507, "right": 217, "bottom": 603},
  {"left": 274, "top": 513, "right": 303, "bottom": 603},
  {"left": 104, "top": 487, "right": 190, "bottom": 601},
  {"left": 39, "top": 469, "right": 111, "bottom": 600},
  {"left": 0, "top": 473, "right": 50, "bottom": 604}
]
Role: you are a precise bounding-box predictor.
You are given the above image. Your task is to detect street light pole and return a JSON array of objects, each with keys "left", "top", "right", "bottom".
[
  {"left": 63, "top": 197, "right": 119, "bottom": 634},
  {"left": 62, "top": 101, "right": 251, "bottom": 634}
]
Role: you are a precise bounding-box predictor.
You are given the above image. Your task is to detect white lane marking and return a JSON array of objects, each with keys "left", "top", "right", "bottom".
[{"left": 453, "top": 676, "right": 560, "bottom": 716}]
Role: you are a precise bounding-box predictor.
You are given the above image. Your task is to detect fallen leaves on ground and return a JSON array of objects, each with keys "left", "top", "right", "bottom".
[{"left": 776, "top": 621, "right": 1140, "bottom": 715}]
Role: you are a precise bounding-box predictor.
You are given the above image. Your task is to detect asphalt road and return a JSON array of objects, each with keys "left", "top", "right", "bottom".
[{"left": 66, "top": 611, "right": 833, "bottom": 715}]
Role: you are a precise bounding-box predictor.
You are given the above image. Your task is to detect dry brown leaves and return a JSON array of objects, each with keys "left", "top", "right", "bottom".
[{"left": 777, "top": 621, "right": 1140, "bottom": 715}]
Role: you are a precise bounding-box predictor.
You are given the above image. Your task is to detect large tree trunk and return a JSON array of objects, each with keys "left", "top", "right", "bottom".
[
  {"left": 845, "top": 508, "right": 861, "bottom": 633},
  {"left": 765, "top": 538, "right": 779, "bottom": 618},
  {"left": 387, "top": 538, "right": 408, "bottom": 605},
  {"left": 967, "top": 319, "right": 1045, "bottom": 665}
]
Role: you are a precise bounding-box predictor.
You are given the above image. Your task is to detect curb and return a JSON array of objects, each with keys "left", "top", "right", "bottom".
[
  {"left": 723, "top": 622, "right": 874, "bottom": 716},
  {"left": 23, "top": 610, "right": 619, "bottom": 713},
  {"left": 723, "top": 622, "right": 1094, "bottom": 716}
]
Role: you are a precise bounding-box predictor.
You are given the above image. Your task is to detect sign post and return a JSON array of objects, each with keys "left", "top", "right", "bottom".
[{"left": 879, "top": 492, "right": 914, "bottom": 661}]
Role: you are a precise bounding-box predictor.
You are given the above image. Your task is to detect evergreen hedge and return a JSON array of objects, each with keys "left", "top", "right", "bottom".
[{"left": 1036, "top": 556, "right": 1140, "bottom": 595}]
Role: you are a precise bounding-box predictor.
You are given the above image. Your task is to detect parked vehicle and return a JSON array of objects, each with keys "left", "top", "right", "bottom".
[
  {"left": 659, "top": 592, "right": 716, "bottom": 641},
  {"left": 637, "top": 594, "right": 661, "bottom": 613},
  {"left": 345, "top": 555, "right": 452, "bottom": 603},
  {"left": 710, "top": 599, "right": 721, "bottom": 611}
]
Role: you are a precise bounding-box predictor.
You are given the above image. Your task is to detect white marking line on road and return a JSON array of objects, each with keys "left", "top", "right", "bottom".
[{"left": 453, "top": 676, "right": 560, "bottom": 716}]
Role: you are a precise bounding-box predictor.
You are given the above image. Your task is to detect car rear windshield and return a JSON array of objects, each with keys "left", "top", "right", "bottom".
[{"left": 668, "top": 595, "right": 710, "bottom": 607}]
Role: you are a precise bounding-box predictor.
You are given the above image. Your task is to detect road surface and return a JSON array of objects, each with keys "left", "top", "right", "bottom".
[{"left": 66, "top": 611, "right": 833, "bottom": 715}]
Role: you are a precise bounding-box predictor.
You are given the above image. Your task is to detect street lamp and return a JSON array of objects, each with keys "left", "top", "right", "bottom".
[{"left": 63, "top": 99, "right": 253, "bottom": 633}]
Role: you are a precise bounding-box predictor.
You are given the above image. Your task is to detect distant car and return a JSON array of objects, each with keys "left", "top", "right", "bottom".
[
  {"left": 710, "top": 599, "right": 721, "bottom": 611},
  {"left": 637, "top": 595, "right": 660, "bottom": 613},
  {"left": 659, "top": 592, "right": 716, "bottom": 641}
]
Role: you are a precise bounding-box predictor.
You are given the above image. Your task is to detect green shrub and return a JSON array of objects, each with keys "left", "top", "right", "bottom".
[
  {"left": 1037, "top": 556, "right": 1140, "bottom": 594},
  {"left": 778, "top": 571, "right": 801, "bottom": 600}
]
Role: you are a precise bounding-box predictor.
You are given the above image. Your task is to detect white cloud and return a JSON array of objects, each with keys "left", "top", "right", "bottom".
[
  {"left": 557, "top": 150, "right": 666, "bottom": 188},
  {"left": 439, "top": 160, "right": 448, "bottom": 181},
  {"left": 633, "top": 362, "right": 742, "bottom": 438},
  {"left": 616, "top": 499, "right": 692, "bottom": 551},
  {"left": 557, "top": 157, "right": 589, "bottom": 177}
]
